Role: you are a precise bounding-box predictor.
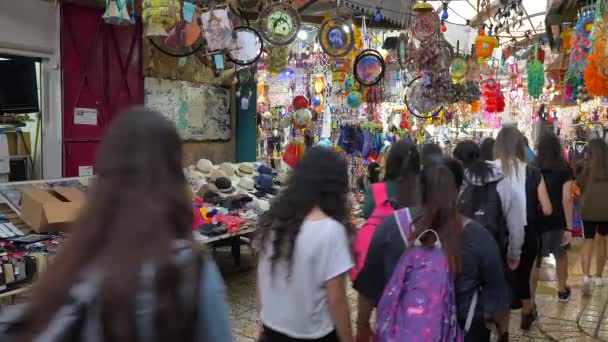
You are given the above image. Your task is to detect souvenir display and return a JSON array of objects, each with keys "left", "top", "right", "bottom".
[
  {"left": 450, "top": 57, "right": 467, "bottom": 83},
  {"left": 226, "top": 26, "right": 263, "bottom": 66},
  {"left": 319, "top": 17, "right": 354, "bottom": 57},
  {"left": 353, "top": 49, "right": 385, "bottom": 86},
  {"left": 142, "top": 0, "right": 181, "bottom": 37},
  {"left": 258, "top": 2, "right": 301, "bottom": 46},
  {"left": 475, "top": 32, "right": 498, "bottom": 59},
  {"left": 267, "top": 46, "right": 291, "bottom": 74}
]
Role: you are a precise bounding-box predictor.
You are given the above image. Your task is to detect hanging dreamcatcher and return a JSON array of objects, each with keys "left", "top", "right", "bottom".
[
  {"left": 319, "top": 16, "right": 355, "bottom": 57},
  {"left": 257, "top": 2, "right": 301, "bottom": 46}
]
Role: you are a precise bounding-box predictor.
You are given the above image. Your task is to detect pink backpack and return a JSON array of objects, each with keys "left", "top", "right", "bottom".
[
  {"left": 375, "top": 209, "right": 477, "bottom": 342},
  {"left": 351, "top": 182, "right": 395, "bottom": 281}
]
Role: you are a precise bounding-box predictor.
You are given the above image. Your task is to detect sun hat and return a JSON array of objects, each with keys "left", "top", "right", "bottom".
[
  {"left": 209, "top": 170, "right": 228, "bottom": 182},
  {"left": 196, "top": 159, "right": 214, "bottom": 175},
  {"left": 256, "top": 199, "right": 270, "bottom": 211},
  {"left": 218, "top": 162, "right": 241, "bottom": 185},
  {"left": 236, "top": 163, "right": 257, "bottom": 177},
  {"left": 236, "top": 176, "right": 256, "bottom": 192},
  {"left": 213, "top": 177, "right": 236, "bottom": 195},
  {"left": 276, "top": 172, "right": 289, "bottom": 185}
]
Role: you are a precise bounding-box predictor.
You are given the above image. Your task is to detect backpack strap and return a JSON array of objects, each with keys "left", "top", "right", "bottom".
[
  {"left": 394, "top": 208, "right": 412, "bottom": 246},
  {"left": 371, "top": 182, "right": 389, "bottom": 207},
  {"left": 462, "top": 217, "right": 478, "bottom": 334}
]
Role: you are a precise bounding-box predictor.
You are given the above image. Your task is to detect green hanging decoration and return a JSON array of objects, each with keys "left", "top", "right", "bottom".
[{"left": 527, "top": 45, "right": 545, "bottom": 99}]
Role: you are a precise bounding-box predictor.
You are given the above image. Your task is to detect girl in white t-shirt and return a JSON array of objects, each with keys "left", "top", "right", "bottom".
[{"left": 256, "top": 147, "right": 355, "bottom": 342}]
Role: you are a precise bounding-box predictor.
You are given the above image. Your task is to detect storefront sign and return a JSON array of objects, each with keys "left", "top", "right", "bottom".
[{"left": 74, "top": 108, "right": 98, "bottom": 126}]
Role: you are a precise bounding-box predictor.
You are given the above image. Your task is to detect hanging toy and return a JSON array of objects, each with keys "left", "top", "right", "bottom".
[
  {"left": 475, "top": 29, "right": 499, "bottom": 59},
  {"left": 293, "top": 109, "right": 312, "bottom": 129},
  {"left": 347, "top": 91, "right": 363, "bottom": 108},
  {"left": 292, "top": 95, "right": 309, "bottom": 110},
  {"left": 482, "top": 79, "right": 505, "bottom": 113},
  {"left": 527, "top": 46, "right": 545, "bottom": 99}
]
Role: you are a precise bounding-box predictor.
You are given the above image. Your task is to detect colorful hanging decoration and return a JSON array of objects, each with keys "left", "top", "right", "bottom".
[
  {"left": 319, "top": 16, "right": 355, "bottom": 57},
  {"left": 411, "top": 11, "right": 440, "bottom": 40},
  {"left": 267, "top": 46, "right": 291, "bottom": 75},
  {"left": 258, "top": 2, "right": 301, "bottom": 46},
  {"left": 527, "top": 46, "right": 545, "bottom": 99},
  {"left": 450, "top": 57, "right": 467, "bottom": 83},
  {"left": 312, "top": 74, "right": 326, "bottom": 114},
  {"left": 353, "top": 49, "right": 385, "bottom": 86},
  {"left": 397, "top": 32, "right": 408, "bottom": 69},
  {"left": 482, "top": 79, "right": 505, "bottom": 113},
  {"left": 584, "top": 18, "right": 608, "bottom": 96},
  {"left": 293, "top": 109, "right": 312, "bottom": 129},
  {"left": 475, "top": 30, "right": 499, "bottom": 59},
  {"left": 347, "top": 91, "right": 362, "bottom": 108},
  {"left": 292, "top": 95, "right": 309, "bottom": 110},
  {"left": 567, "top": 6, "right": 595, "bottom": 84},
  {"left": 103, "top": 0, "right": 135, "bottom": 25},
  {"left": 142, "top": 0, "right": 181, "bottom": 37}
]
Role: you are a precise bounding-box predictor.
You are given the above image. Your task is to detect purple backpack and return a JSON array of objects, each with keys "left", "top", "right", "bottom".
[{"left": 375, "top": 209, "right": 477, "bottom": 342}]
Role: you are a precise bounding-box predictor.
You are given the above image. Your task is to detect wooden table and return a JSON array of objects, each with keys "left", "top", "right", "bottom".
[{"left": 194, "top": 226, "right": 257, "bottom": 268}]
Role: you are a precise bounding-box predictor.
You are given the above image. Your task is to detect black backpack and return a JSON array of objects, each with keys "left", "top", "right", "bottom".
[{"left": 458, "top": 181, "right": 508, "bottom": 254}]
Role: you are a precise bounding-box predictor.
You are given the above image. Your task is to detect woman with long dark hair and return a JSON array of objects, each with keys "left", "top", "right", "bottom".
[
  {"left": 354, "top": 156, "right": 510, "bottom": 342},
  {"left": 533, "top": 133, "right": 574, "bottom": 302},
  {"left": 354, "top": 138, "right": 421, "bottom": 342},
  {"left": 578, "top": 138, "right": 608, "bottom": 295},
  {"left": 480, "top": 137, "right": 496, "bottom": 161},
  {"left": 256, "top": 147, "right": 354, "bottom": 342},
  {"left": 0, "top": 109, "right": 233, "bottom": 341},
  {"left": 361, "top": 139, "right": 420, "bottom": 218}
]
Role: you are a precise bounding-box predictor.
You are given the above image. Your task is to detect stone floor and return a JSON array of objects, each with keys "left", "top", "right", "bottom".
[{"left": 216, "top": 238, "right": 608, "bottom": 342}]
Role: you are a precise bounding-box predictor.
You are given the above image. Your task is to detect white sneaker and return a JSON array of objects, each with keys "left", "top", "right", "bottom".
[
  {"left": 594, "top": 276, "right": 604, "bottom": 287},
  {"left": 583, "top": 278, "right": 593, "bottom": 297}
]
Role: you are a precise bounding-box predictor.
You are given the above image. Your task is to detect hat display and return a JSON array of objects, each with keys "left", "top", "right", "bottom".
[
  {"left": 236, "top": 163, "right": 257, "bottom": 177},
  {"left": 236, "top": 176, "right": 256, "bottom": 192},
  {"left": 196, "top": 159, "right": 214, "bottom": 175},
  {"left": 276, "top": 172, "right": 289, "bottom": 185},
  {"left": 213, "top": 177, "right": 236, "bottom": 195},
  {"left": 254, "top": 174, "right": 274, "bottom": 192}
]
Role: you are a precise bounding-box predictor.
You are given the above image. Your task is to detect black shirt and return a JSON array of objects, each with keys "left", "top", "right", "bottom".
[
  {"left": 353, "top": 210, "right": 511, "bottom": 325},
  {"left": 538, "top": 167, "right": 574, "bottom": 231}
]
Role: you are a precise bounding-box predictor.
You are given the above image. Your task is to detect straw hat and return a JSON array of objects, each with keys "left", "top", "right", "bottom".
[
  {"left": 208, "top": 170, "right": 228, "bottom": 182},
  {"left": 196, "top": 159, "right": 214, "bottom": 175},
  {"left": 218, "top": 162, "right": 241, "bottom": 185},
  {"left": 236, "top": 176, "right": 256, "bottom": 192},
  {"left": 236, "top": 163, "right": 257, "bottom": 177}
]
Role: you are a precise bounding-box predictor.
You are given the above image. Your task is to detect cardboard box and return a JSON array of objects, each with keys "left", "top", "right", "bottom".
[
  {"left": 6, "top": 132, "right": 31, "bottom": 156},
  {"left": 20, "top": 187, "right": 86, "bottom": 232}
]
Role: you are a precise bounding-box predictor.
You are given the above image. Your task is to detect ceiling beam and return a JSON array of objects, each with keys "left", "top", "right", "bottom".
[{"left": 494, "top": 12, "right": 545, "bottom": 35}]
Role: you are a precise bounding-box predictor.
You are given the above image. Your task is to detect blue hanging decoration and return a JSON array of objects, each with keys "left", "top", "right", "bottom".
[
  {"left": 441, "top": 2, "right": 449, "bottom": 21},
  {"left": 103, "top": 0, "right": 135, "bottom": 25},
  {"left": 374, "top": 8, "right": 382, "bottom": 22}
]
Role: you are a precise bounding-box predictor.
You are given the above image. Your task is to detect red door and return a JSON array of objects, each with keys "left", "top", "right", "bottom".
[{"left": 61, "top": 3, "right": 142, "bottom": 177}]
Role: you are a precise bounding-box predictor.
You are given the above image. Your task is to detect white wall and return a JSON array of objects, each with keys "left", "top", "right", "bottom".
[{"left": 0, "top": 0, "right": 62, "bottom": 179}]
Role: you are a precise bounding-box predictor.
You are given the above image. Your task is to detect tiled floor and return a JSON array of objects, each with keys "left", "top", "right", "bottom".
[{"left": 216, "top": 238, "right": 608, "bottom": 342}]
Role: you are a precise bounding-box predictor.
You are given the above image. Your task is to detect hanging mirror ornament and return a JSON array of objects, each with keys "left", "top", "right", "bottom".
[
  {"left": 258, "top": 2, "right": 301, "bottom": 46},
  {"left": 103, "top": 0, "right": 135, "bottom": 25},
  {"left": 354, "top": 49, "right": 385, "bottom": 86},
  {"left": 397, "top": 32, "right": 408, "bottom": 69},
  {"left": 226, "top": 26, "right": 263, "bottom": 66},
  {"left": 319, "top": 17, "right": 354, "bottom": 57},
  {"left": 411, "top": 11, "right": 440, "bottom": 40}
]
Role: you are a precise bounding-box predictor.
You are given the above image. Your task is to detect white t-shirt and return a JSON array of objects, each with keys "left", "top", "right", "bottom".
[{"left": 258, "top": 217, "right": 353, "bottom": 339}]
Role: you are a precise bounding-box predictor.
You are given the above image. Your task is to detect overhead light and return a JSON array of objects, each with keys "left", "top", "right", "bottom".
[
  {"left": 0, "top": 57, "right": 9, "bottom": 61},
  {"left": 343, "top": 24, "right": 351, "bottom": 33},
  {"left": 297, "top": 30, "right": 308, "bottom": 40}
]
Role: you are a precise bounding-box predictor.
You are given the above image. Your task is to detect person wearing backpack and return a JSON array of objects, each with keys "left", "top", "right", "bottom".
[
  {"left": 577, "top": 138, "right": 608, "bottom": 296},
  {"left": 353, "top": 140, "right": 422, "bottom": 342},
  {"left": 354, "top": 157, "right": 511, "bottom": 342},
  {"left": 0, "top": 109, "right": 233, "bottom": 341},
  {"left": 352, "top": 139, "right": 421, "bottom": 281}
]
